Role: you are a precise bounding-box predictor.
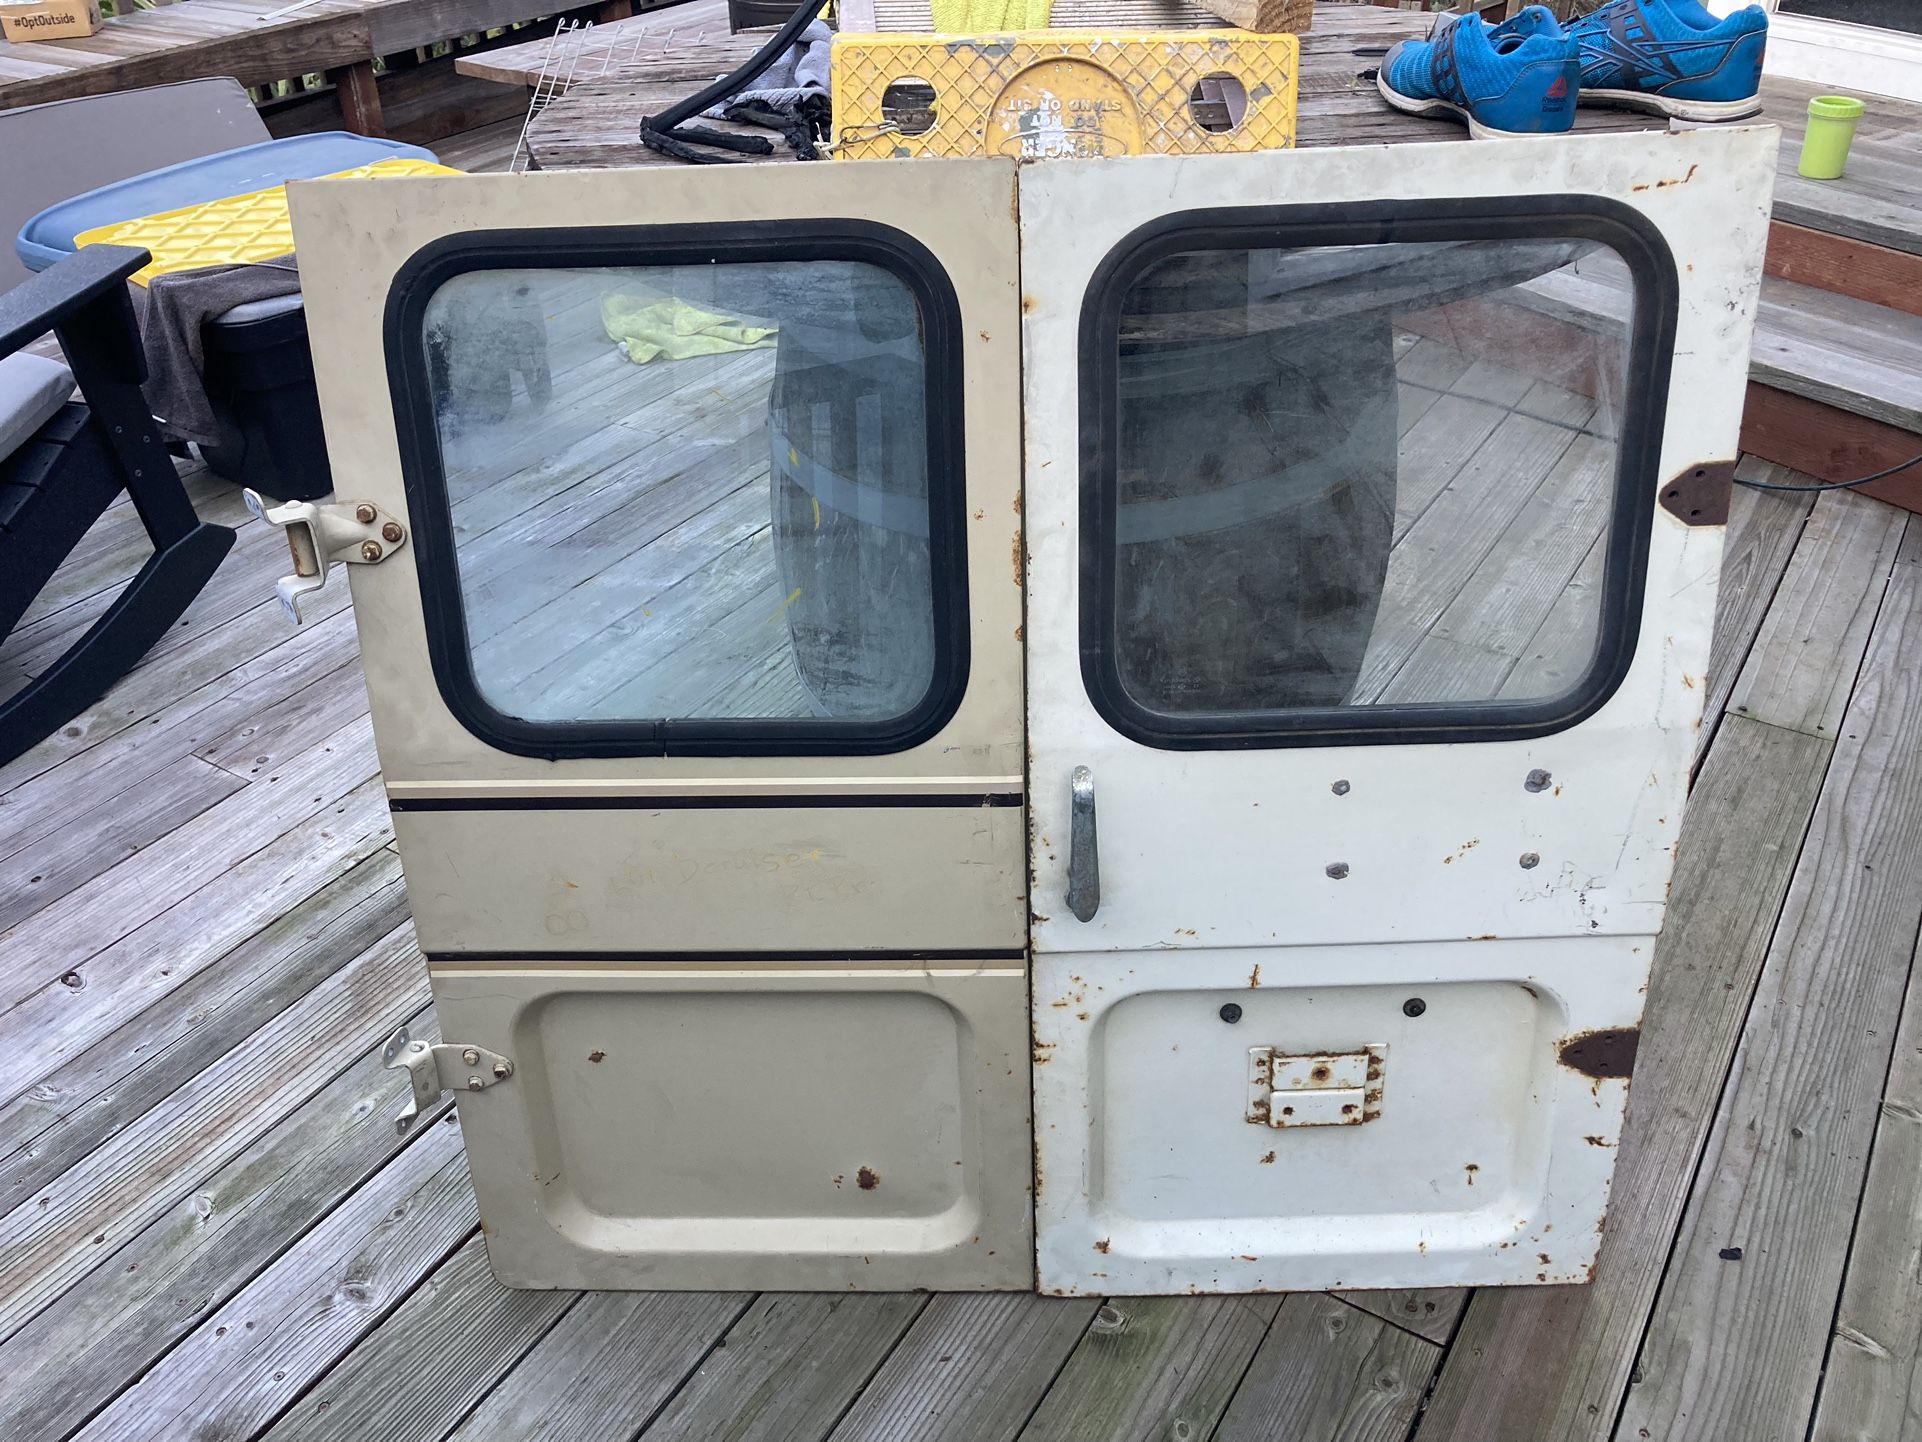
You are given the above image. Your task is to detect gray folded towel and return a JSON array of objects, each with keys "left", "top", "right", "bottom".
[{"left": 701, "top": 19, "right": 832, "bottom": 115}]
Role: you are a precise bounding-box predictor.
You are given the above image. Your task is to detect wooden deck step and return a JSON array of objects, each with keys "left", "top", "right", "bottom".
[{"left": 1764, "top": 75, "right": 1922, "bottom": 261}]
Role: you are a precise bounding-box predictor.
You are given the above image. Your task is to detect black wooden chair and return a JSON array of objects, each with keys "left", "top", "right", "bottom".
[{"left": 0, "top": 245, "right": 235, "bottom": 768}]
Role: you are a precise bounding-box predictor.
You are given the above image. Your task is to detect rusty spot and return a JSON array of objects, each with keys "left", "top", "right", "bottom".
[
  {"left": 1311, "top": 1064, "right": 1332, "bottom": 1083},
  {"left": 1014, "top": 625, "right": 1023, "bottom": 643},
  {"left": 1584, "top": 1134, "right": 1614, "bottom": 1147},
  {"left": 1521, "top": 982, "right": 1540, "bottom": 999},
  {"left": 979, "top": 329, "right": 991, "bottom": 342},
  {"left": 857, "top": 1167, "right": 880, "bottom": 1191},
  {"left": 1259, "top": 1151, "right": 1276, "bottom": 1164},
  {"left": 1464, "top": 1164, "right": 1480, "bottom": 1186},
  {"left": 1659, "top": 461, "right": 1734, "bottom": 527},
  {"left": 833, "top": 1174, "right": 845, "bottom": 1187},
  {"left": 1076, "top": 1012, "right": 1089, "bottom": 1022},
  {"left": 1558, "top": 1026, "right": 1640, "bottom": 1079},
  {"left": 1022, "top": 294, "right": 1038, "bottom": 314},
  {"left": 1093, "top": 1237, "right": 1111, "bottom": 1253},
  {"left": 1011, "top": 531, "right": 1024, "bottom": 588},
  {"left": 1248, "top": 964, "right": 1262, "bottom": 988},
  {"left": 588, "top": 1050, "right": 605, "bottom": 1064},
  {"left": 1239, "top": 1255, "right": 1258, "bottom": 1261},
  {"left": 1538, "top": 1253, "right": 1551, "bottom": 1265}
]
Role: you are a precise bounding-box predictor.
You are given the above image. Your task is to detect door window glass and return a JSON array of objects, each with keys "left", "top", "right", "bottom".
[
  {"left": 1083, "top": 210, "right": 1671, "bottom": 747},
  {"left": 390, "top": 236, "right": 967, "bottom": 757}
]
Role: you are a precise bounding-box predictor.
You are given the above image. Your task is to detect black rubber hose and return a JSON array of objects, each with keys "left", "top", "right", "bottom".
[{"left": 640, "top": 0, "right": 832, "bottom": 152}]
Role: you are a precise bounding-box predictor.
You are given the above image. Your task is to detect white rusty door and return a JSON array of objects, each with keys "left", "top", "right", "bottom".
[
  {"left": 283, "top": 160, "right": 1032, "bottom": 1289},
  {"left": 1021, "top": 126, "right": 1778, "bottom": 1293}
]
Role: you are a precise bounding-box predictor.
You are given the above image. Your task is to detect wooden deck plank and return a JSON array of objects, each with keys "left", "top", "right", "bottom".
[
  {"left": 0, "top": 753, "right": 243, "bottom": 932},
  {"left": 1765, "top": 76, "right": 1922, "bottom": 259},
  {"left": 639, "top": 1293, "right": 930, "bottom": 1442},
  {"left": 0, "top": 607, "right": 361, "bottom": 865},
  {"left": 0, "top": 576, "right": 356, "bottom": 797},
  {"left": 1727, "top": 489, "right": 1907, "bottom": 738},
  {"left": 0, "top": 850, "right": 403, "bottom": 1198},
  {"left": 1696, "top": 468, "right": 1816, "bottom": 766},
  {"left": 1333, "top": 1287, "right": 1465, "bottom": 1346},
  {"left": 261, "top": 1234, "right": 574, "bottom": 1442},
  {"left": 1614, "top": 562, "right": 1922, "bottom": 1442},
  {"left": 0, "top": 1008, "right": 446, "bottom": 1442},
  {"left": 0, "top": 5, "right": 375, "bottom": 108},
  {"left": 1415, "top": 714, "right": 1838, "bottom": 1442},
  {"left": 192, "top": 658, "right": 371, "bottom": 780},
  {"left": 0, "top": 922, "right": 425, "bottom": 1345},
  {"left": 446, "top": 1291, "right": 751, "bottom": 1441},
  {"left": 1214, "top": 1293, "right": 1439, "bottom": 1442},
  {"left": 71, "top": 1123, "right": 474, "bottom": 1442},
  {"left": 0, "top": 776, "right": 392, "bottom": 1103},
  {"left": 0, "top": 714, "right": 380, "bottom": 1007},
  {"left": 1807, "top": 928, "right": 1922, "bottom": 1442},
  {"left": 1017, "top": 1296, "right": 1281, "bottom": 1442},
  {"left": 829, "top": 1293, "right": 1101, "bottom": 1442}
]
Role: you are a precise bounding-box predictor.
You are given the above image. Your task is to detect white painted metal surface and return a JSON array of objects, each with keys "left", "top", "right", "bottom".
[{"left": 1022, "top": 127, "right": 1778, "bottom": 1293}]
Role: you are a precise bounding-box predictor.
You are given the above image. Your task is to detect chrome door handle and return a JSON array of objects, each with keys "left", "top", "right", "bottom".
[{"left": 1067, "top": 765, "right": 1100, "bottom": 923}]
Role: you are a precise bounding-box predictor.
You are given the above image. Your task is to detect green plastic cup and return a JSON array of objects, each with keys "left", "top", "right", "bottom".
[{"left": 1799, "top": 94, "right": 1866, "bottom": 180}]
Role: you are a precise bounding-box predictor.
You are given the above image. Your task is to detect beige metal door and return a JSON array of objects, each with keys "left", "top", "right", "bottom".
[{"left": 286, "top": 160, "right": 1031, "bottom": 1289}]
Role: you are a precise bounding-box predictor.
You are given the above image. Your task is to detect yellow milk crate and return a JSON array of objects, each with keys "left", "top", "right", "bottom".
[{"left": 830, "top": 30, "right": 1299, "bottom": 160}]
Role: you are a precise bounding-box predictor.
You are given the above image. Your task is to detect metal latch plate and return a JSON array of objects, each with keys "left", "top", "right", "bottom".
[
  {"left": 1246, "top": 1044, "right": 1385, "bottom": 1128},
  {"left": 383, "top": 1025, "right": 513, "bottom": 1134}
]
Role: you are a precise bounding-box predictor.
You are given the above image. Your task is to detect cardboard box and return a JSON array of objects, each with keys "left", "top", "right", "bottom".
[{"left": 0, "top": 0, "right": 105, "bottom": 43}]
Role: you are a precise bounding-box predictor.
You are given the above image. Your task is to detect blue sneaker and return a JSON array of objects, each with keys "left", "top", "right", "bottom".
[
  {"left": 1497, "top": 0, "right": 1768, "bottom": 121},
  {"left": 1378, "top": 8, "right": 1581, "bottom": 140}
]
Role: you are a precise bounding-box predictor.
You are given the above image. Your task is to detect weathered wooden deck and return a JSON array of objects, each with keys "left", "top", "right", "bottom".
[{"left": 7, "top": 95, "right": 1922, "bottom": 1442}]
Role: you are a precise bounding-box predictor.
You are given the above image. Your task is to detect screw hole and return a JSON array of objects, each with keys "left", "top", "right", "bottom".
[
  {"left": 1403, "top": 997, "right": 1426, "bottom": 1017},
  {"left": 1219, "top": 1003, "right": 1242, "bottom": 1024}
]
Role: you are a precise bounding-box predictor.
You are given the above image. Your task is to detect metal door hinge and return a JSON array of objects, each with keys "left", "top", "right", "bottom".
[
  {"left": 383, "top": 1025, "right": 514, "bottom": 1135},
  {"left": 1246, "top": 1044, "right": 1385, "bottom": 1128},
  {"left": 243, "top": 490, "right": 407, "bottom": 623}
]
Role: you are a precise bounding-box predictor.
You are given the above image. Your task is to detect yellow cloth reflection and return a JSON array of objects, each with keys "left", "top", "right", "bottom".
[{"left": 601, "top": 294, "right": 778, "bottom": 364}]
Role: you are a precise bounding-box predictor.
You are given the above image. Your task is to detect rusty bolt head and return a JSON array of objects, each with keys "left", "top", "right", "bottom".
[
  {"left": 1403, "top": 997, "right": 1427, "bottom": 1018},
  {"left": 466, "top": 1076, "right": 483, "bottom": 1091},
  {"left": 1219, "top": 1003, "right": 1242, "bottom": 1025},
  {"left": 1325, "top": 861, "right": 1350, "bottom": 880},
  {"left": 381, "top": 521, "right": 403, "bottom": 544},
  {"left": 1520, "top": 852, "right": 1541, "bottom": 870},
  {"left": 1525, "top": 769, "right": 1552, "bottom": 793},
  {"left": 359, "top": 540, "right": 382, "bottom": 562},
  {"left": 493, "top": 1062, "right": 512, "bottom": 1080},
  {"left": 461, "top": 1048, "right": 480, "bottom": 1066},
  {"left": 1331, "top": 779, "right": 1350, "bottom": 796},
  {"left": 354, "top": 503, "right": 377, "bottom": 524}
]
